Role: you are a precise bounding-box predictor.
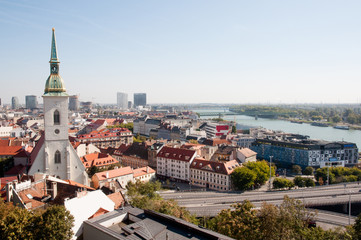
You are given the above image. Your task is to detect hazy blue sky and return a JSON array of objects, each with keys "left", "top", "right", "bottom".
[{"left": 1, "top": 0, "right": 361, "bottom": 104}]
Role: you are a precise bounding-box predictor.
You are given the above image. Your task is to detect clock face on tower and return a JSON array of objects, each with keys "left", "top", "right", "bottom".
[{"left": 51, "top": 65, "right": 58, "bottom": 74}]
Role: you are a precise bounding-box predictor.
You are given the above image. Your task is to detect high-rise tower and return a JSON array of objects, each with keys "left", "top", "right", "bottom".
[{"left": 29, "top": 29, "right": 88, "bottom": 185}]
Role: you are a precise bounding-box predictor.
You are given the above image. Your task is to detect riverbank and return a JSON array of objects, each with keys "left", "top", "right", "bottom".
[{"left": 280, "top": 117, "right": 361, "bottom": 131}]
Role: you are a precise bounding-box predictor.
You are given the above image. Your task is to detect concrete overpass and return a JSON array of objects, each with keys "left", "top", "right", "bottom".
[{"left": 160, "top": 183, "right": 361, "bottom": 226}]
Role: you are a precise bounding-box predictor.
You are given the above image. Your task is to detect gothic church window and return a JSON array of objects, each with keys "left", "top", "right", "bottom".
[
  {"left": 54, "top": 110, "right": 60, "bottom": 125},
  {"left": 55, "top": 150, "right": 61, "bottom": 164}
]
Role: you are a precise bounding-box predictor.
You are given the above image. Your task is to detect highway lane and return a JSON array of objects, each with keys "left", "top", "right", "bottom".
[
  {"left": 181, "top": 196, "right": 357, "bottom": 226},
  {"left": 161, "top": 182, "right": 361, "bottom": 201},
  {"left": 164, "top": 189, "right": 361, "bottom": 207},
  {"left": 160, "top": 183, "right": 361, "bottom": 226}
]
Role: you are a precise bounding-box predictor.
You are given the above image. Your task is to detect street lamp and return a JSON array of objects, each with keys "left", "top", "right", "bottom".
[
  {"left": 327, "top": 161, "right": 330, "bottom": 185},
  {"left": 269, "top": 156, "right": 273, "bottom": 191},
  {"left": 349, "top": 190, "right": 353, "bottom": 225}
]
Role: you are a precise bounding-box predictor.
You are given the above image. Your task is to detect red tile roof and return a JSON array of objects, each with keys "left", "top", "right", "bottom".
[
  {"left": 81, "top": 152, "right": 117, "bottom": 169},
  {"left": 113, "top": 144, "right": 131, "bottom": 156},
  {"left": 94, "top": 166, "right": 133, "bottom": 181},
  {"left": 133, "top": 167, "right": 156, "bottom": 178},
  {"left": 29, "top": 134, "right": 45, "bottom": 165},
  {"left": 5, "top": 164, "right": 26, "bottom": 176},
  {"left": 107, "top": 192, "right": 125, "bottom": 209},
  {"left": 88, "top": 207, "right": 110, "bottom": 219},
  {"left": 157, "top": 146, "right": 196, "bottom": 162},
  {"left": 77, "top": 128, "right": 131, "bottom": 140},
  {"left": 238, "top": 148, "right": 257, "bottom": 158},
  {"left": 0, "top": 146, "right": 24, "bottom": 156},
  {"left": 191, "top": 159, "right": 239, "bottom": 175},
  {"left": 17, "top": 181, "right": 46, "bottom": 209},
  {"left": 0, "top": 176, "right": 17, "bottom": 200},
  {"left": 65, "top": 180, "right": 95, "bottom": 190},
  {"left": 203, "top": 138, "right": 232, "bottom": 146}
]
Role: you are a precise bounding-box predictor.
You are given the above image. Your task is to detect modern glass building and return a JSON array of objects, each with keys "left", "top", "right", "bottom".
[
  {"left": 25, "top": 95, "right": 38, "bottom": 109},
  {"left": 133, "top": 93, "right": 146, "bottom": 107},
  {"left": 251, "top": 134, "right": 358, "bottom": 168}
]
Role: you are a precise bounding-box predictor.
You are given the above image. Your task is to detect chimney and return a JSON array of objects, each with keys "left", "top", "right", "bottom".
[
  {"left": 146, "top": 166, "right": 149, "bottom": 174},
  {"left": 13, "top": 180, "right": 18, "bottom": 191},
  {"left": 106, "top": 172, "right": 109, "bottom": 178},
  {"left": 51, "top": 182, "right": 57, "bottom": 200},
  {"left": 6, "top": 183, "right": 13, "bottom": 202}
]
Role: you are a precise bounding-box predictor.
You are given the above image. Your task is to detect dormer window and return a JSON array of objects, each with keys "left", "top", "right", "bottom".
[
  {"left": 54, "top": 110, "right": 60, "bottom": 125},
  {"left": 55, "top": 150, "right": 61, "bottom": 164}
]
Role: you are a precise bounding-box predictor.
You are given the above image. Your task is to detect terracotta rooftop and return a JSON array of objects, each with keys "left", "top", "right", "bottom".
[
  {"left": 157, "top": 146, "right": 196, "bottom": 162},
  {"left": 238, "top": 148, "right": 257, "bottom": 158},
  {"left": 5, "top": 164, "right": 26, "bottom": 176},
  {"left": 191, "top": 159, "right": 239, "bottom": 175},
  {"left": 65, "top": 180, "right": 95, "bottom": 190},
  {"left": 88, "top": 207, "right": 110, "bottom": 219},
  {"left": 81, "top": 152, "right": 117, "bottom": 169},
  {"left": 17, "top": 181, "right": 47, "bottom": 209},
  {"left": 203, "top": 138, "right": 232, "bottom": 146},
  {"left": 0, "top": 146, "right": 24, "bottom": 156},
  {"left": 94, "top": 166, "right": 133, "bottom": 181},
  {"left": 107, "top": 192, "right": 125, "bottom": 209},
  {"left": 133, "top": 167, "right": 156, "bottom": 178}
]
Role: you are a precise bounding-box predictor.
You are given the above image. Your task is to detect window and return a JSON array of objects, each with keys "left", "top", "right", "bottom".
[
  {"left": 54, "top": 110, "right": 60, "bottom": 125},
  {"left": 55, "top": 150, "right": 61, "bottom": 164}
]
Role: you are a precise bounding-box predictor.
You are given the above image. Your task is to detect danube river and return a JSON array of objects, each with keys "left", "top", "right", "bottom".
[{"left": 195, "top": 109, "right": 361, "bottom": 149}]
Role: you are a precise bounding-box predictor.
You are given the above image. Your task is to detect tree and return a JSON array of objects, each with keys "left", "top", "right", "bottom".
[
  {"left": 0, "top": 202, "right": 74, "bottom": 240},
  {"left": 292, "top": 165, "right": 302, "bottom": 175},
  {"left": 316, "top": 167, "right": 335, "bottom": 184},
  {"left": 0, "top": 203, "right": 34, "bottom": 240},
  {"left": 231, "top": 167, "right": 257, "bottom": 190},
  {"left": 125, "top": 181, "right": 197, "bottom": 224},
  {"left": 332, "top": 115, "right": 342, "bottom": 123},
  {"left": 294, "top": 176, "right": 315, "bottom": 188},
  {"left": 245, "top": 161, "right": 274, "bottom": 186},
  {"left": 34, "top": 205, "right": 74, "bottom": 240},
  {"left": 88, "top": 165, "right": 99, "bottom": 177},
  {"left": 303, "top": 166, "right": 314, "bottom": 176},
  {"left": 352, "top": 213, "right": 361, "bottom": 240},
  {"left": 189, "top": 139, "right": 198, "bottom": 144},
  {"left": 273, "top": 178, "right": 294, "bottom": 189},
  {"left": 232, "top": 125, "right": 237, "bottom": 133},
  {"left": 208, "top": 200, "right": 261, "bottom": 240}
]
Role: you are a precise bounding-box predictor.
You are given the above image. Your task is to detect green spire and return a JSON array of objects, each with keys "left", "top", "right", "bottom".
[
  {"left": 44, "top": 28, "right": 68, "bottom": 96},
  {"left": 50, "top": 28, "right": 59, "bottom": 63}
]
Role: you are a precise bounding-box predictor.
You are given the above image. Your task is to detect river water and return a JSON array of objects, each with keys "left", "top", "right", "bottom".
[{"left": 195, "top": 109, "right": 361, "bottom": 149}]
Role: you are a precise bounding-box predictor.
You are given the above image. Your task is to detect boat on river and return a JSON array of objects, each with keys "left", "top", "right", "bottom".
[
  {"left": 311, "top": 122, "right": 328, "bottom": 127},
  {"left": 334, "top": 125, "right": 349, "bottom": 130}
]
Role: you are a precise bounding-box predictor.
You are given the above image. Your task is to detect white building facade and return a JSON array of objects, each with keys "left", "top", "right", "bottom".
[{"left": 156, "top": 146, "right": 196, "bottom": 182}]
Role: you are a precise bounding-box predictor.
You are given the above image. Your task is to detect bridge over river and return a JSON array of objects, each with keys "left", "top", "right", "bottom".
[{"left": 196, "top": 110, "right": 297, "bottom": 118}]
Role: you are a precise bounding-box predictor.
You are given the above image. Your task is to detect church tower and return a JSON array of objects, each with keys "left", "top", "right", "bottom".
[{"left": 29, "top": 29, "right": 88, "bottom": 185}]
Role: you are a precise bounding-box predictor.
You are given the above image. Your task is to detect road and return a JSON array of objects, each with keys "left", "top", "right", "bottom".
[{"left": 160, "top": 182, "right": 360, "bottom": 225}]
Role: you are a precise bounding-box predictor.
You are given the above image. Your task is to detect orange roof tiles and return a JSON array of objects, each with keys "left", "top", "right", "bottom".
[
  {"left": 157, "top": 146, "right": 196, "bottom": 162},
  {"left": 65, "top": 180, "right": 95, "bottom": 190},
  {"left": 81, "top": 152, "right": 117, "bottom": 169},
  {"left": 88, "top": 207, "right": 110, "bottom": 219},
  {"left": 17, "top": 181, "right": 46, "bottom": 209},
  {"left": 133, "top": 167, "right": 156, "bottom": 178},
  {"left": 94, "top": 166, "right": 133, "bottom": 181},
  {"left": 238, "top": 148, "right": 257, "bottom": 158},
  {"left": 0, "top": 146, "right": 24, "bottom": 156},
  {"left": 107, "top": 192, "right": 125, "bottom": 209},
  {"left": 191, "top": 159, "right": 239, "bottom": 175}
]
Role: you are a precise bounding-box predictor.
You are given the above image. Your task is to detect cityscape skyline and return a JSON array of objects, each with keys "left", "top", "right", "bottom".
[{"left": 1, "top": 1, "right": 361, "bottom": 104}]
